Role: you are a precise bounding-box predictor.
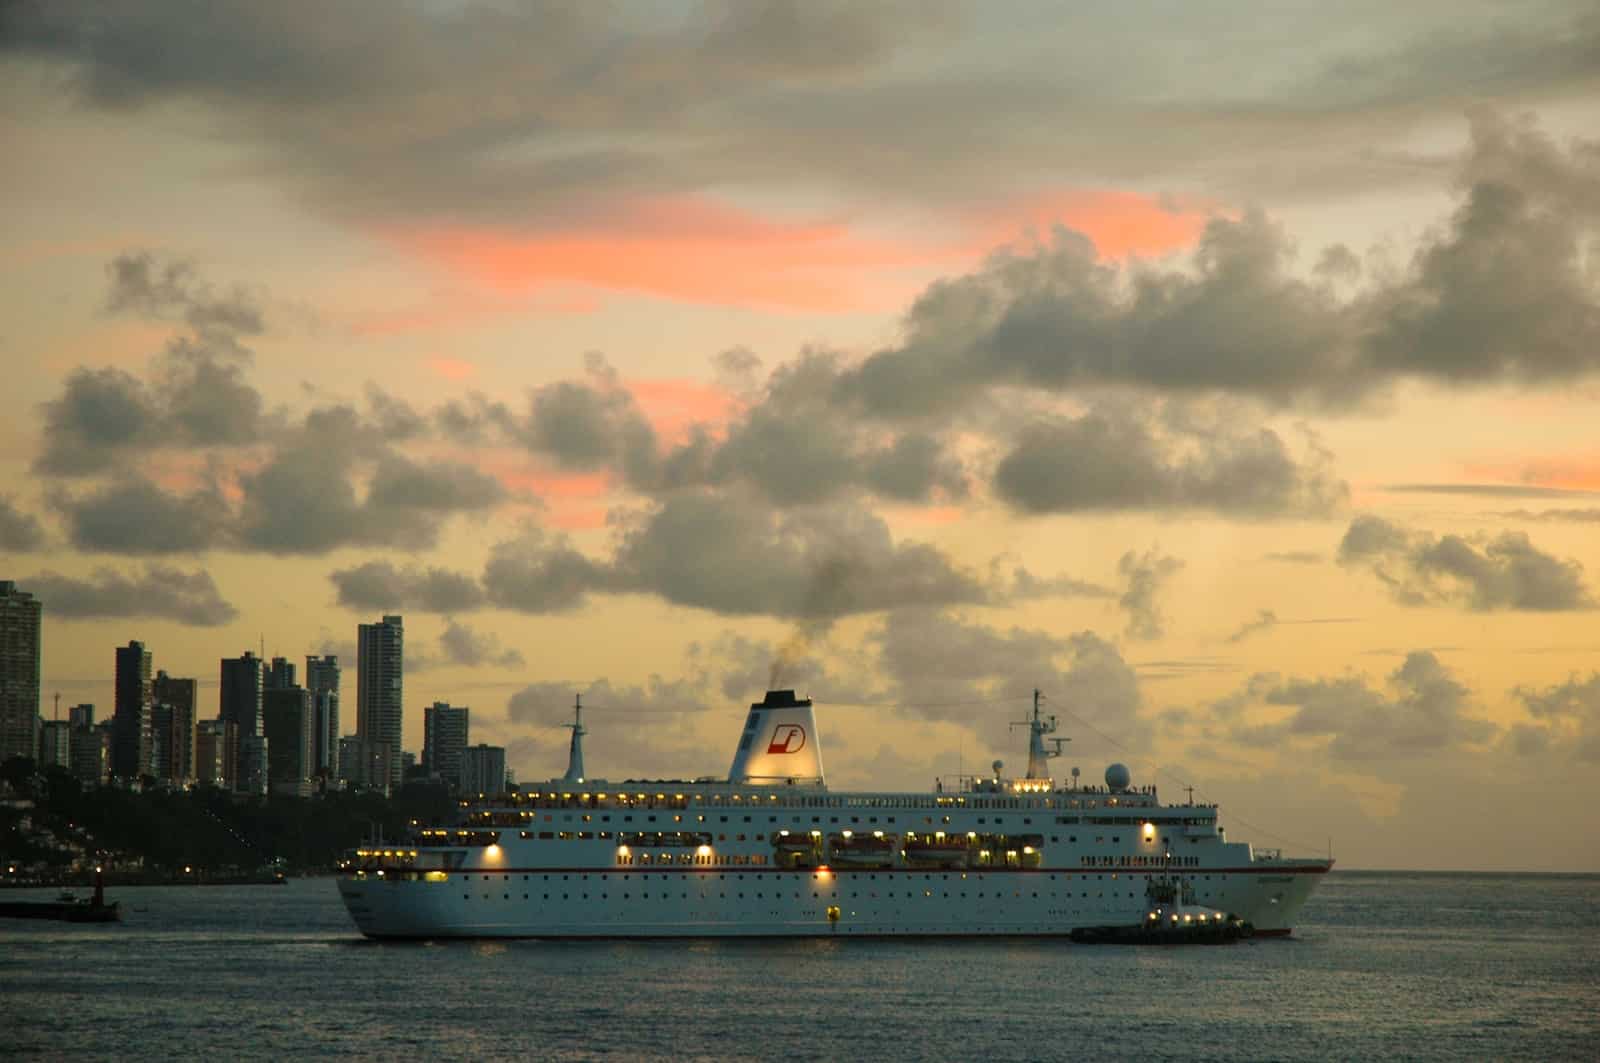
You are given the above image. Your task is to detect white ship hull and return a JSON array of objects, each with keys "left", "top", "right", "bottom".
[{"left": 339, "top": 852, "right": 1328, "bottom": 939}]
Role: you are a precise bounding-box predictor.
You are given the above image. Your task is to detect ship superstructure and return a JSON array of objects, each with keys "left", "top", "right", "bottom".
[{"left": 337, "top": 689, "right": 1331, "bottom": 938}]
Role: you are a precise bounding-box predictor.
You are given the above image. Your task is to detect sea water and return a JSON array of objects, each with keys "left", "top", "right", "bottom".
[{"left": 3, "top": 872, "right": 1596, "bottom": 1060}]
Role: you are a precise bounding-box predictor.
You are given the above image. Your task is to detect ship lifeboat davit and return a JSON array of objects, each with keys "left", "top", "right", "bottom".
[
  {"left": 902, "top": 834, "right": 972, "bottom": 867},
  {"left": 828, "top": 832, "right": 897, "bottom": 868}
]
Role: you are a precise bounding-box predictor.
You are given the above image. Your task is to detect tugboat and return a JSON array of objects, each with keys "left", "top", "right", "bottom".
[
  {"left": 0, "top": 867, "right": 121, "bottom": 924},
  {"left": 1070, "top": 855, "right": 1251, "bottom": 945}
]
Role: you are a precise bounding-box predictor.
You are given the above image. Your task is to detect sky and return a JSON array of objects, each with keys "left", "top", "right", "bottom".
[{"left": 3, "top": 1, "right": 1599, "bottom": 870}]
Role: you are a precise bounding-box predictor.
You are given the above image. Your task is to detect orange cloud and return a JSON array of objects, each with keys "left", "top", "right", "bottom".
[
  {"left": 428, "top": 357, "right": 476, "bottom": 381},
  {"left": 381, "top": 197, "right": 949, "bottom": 313},
  {"left": 1467, "top": 456, "right": 1600, "bottom": 492},
  {"left": 626, "top": 378, "right": 742, "bottom": 445},
  {"left": 974, "top": 188, "right": 1211, "bottom": 259}
]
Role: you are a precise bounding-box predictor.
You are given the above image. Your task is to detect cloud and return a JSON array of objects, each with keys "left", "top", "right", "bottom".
[
  {"left": 611, "top": 491, "right": 989, "bottom": 619},
  {"left": 1384, "top": 483, "right": 1594, "bottom": 498},
  {"left": 1227, "top": 609, "right": 1279, "bottom": 644},
  {"left": 20, "top": 565, "right": 237, "bottom": 625},
  {"left": 1261, "top": 550, "right": 1324, "bottom": 564},
  {"left": 871, "top": 609, "right": 1144, "bottom": 751},
  {"left": 1512, "top": 673, "right": 1600, "bottom": 761},
  {"left": 1338, "top": 515, "right": 1593, "bottom": 611},
  {"left": 34, "top": 254, "right": 271, "bottom": 477},
  {"left": 992, "top": 401, "right": 1346, "bottom": 516},
  {"left": 437, "top": 619, "right": 525, "bottom": 670},
  {"left": 1231, "top": 651, "right": 1497, "bottom": 759},
  {"left": 329, "top": 561, "right": 486, "bottom": 613},
  {"left": 482, "top": 529, "right": 613, "bottom": 614},
  {"left": 0, "top": 496, "right": 47, "bottom": 551},
  {"left": 51, "top": 475, "right": 230, "bottom": 555},
  {"left": 1499, "top": 508, "right": 1600, "bottom": 523},
  {"left": 1117, "top": 549, "right": 1184, "bottom": 640}
]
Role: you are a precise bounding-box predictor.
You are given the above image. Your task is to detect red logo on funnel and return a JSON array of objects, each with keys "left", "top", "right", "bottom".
[{"left": 767, "top": 724, "right": 806, "bottom": 755}]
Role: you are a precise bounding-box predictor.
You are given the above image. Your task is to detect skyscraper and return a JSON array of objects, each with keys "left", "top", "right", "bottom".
[
  {"left": 263, "top": 686, "right": 314, "bottom": 797},
  {"left": 220, "top": 651, "right": 267, "bottom": 795},
  {"left": 152, "top": 671, "right": 198, "bottom": 784},
  {"left": 423, "top": 702, "right": 469, "bottom": 791},
  {"left": 356, "top": 615, "right": 403, "bottom": 794},
  {"left": 305, "top": 655, "right": 340, "bottom": 779},
  {"left": 0, "top": 581, "right": 43, "bottom": 763},
  {"left": 112, "top": 640, "right": 153, "bottom": 781},
  {"left": 265, "top": 656, "right": 296, "bottom": 691},
  {"left": 68, "top": 703, "right": 94, "bottom": 729},
  {"left": 38, "top": 719, "right": 71, "bottom": 770},
  {"left": 462, "top": 743, "right": 507, "bottom": 796}
]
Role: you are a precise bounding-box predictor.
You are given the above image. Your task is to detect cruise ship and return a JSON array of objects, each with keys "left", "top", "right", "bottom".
[{"left": 337, "top": 690, "right": 1332, "bottom": 938}]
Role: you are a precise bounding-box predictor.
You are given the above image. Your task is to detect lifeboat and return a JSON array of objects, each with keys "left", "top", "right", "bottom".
[
  {"left": 902, "top": 835, "right": 971, "bottom": 867},
  {"left": 772, "top": 830, "right": 819, "bottom": 852},
  {"left": 828, "top": 832, "right": 897, "bottom": 868}
]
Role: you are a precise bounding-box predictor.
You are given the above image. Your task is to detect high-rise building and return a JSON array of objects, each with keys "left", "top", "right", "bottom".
[
  {"left": 336, "top": 735, "right": 362, "bottom": 789},
  {"left": 461, "top": 743, "right": 507, "bottom": 796},
  {"left": 423, "top": 702, "right": 469, "bottom": 791},
  {"left": 265, "top": 656, "right": 296, "bottom": 691},
  {"left": 356, "top": 615, "right": 404, "bottom": 794},
  {"left": 194, "top": 719, "right": 237, "bottom": 788},
  {"left": 70, "top": 720, "right": 109, "bottom": 786},
  {"left": 305, "top": 655, "right": 340, "bottom": 779},
  {"left": 68, "top": 703, "right": 94, "bottom": 729},
  {"left": 38, "top": 718, "right": 71, "bottom": 770},
  {"left": 219, "top": 651, "right": 266, "bottom": 793},
  {"left": 0, "top": 581, "right": 43, "bottom": 763},
  {"left": 263, "top": 686, "right": 314, "bottom": 797},
  {"left": 152, "top": 671, "right": 197, "bottom": 784},
  {"left": 112, "top": 641, "right": 153, "bottom": 781}
]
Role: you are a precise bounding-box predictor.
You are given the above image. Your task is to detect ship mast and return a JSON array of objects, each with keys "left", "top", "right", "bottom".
[
  {"left": 561, "top": 694, "right": 586, "bottom": 784},
  {"left": 1011, "top": 689, "right": 1067, "bottom": 779}
]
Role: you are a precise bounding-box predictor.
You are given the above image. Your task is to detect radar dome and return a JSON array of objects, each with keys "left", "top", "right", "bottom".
[
  {"left": 991, "top": 759, "right": 1004, "bottom": 777},
  {"left": 1105, "top": 763, "right": 1131, "bottom": 791}
]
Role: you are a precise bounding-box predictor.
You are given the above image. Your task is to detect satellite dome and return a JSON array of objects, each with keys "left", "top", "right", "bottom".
[
  {"left": 1105, "top": 763, "right": 1131, "bottom": 791},
  {"left": 991, "top": 759, "right": 1004, "bottom": 778}
]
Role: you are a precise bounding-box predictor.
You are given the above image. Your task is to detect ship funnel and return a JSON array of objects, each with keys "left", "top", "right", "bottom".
[{"left": 727, "top": 690, "right": 826, "bottom": 788}]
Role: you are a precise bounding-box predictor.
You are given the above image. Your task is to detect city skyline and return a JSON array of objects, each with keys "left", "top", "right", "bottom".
[{"left": 3, "top": 3, "right": 1600, "bottom": 870}]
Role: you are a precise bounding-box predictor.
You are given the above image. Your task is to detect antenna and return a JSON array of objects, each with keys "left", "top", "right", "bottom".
[
  {"left": 53, "top": 691, "right": 60, "bottom": 722},
  {"left": 1011, "top": 688, "right": 1065, "bottom": 779},
  {"left": 561, "top": 693, "right": 587, "bottom": 784}
]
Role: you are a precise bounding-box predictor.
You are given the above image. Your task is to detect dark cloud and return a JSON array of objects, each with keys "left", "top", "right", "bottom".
[
  {"left": 1369, "top": 109, "right": 1600, "bottom": 383},
  {"left": 34, "top": 366, "right": 157, "bottom": 476},
  {"left": 8, "top": 1, "right": 1592, "bottom": 221},
  {"left": 1384, "top": 483, "right": 1594, "bottom": 498},
  {"left": 365, "top": 455, "right": 505, "bottom": 513},
  {"left": 105, "top": 251, "right": 264, "bottom": 350},
  {"left": 1498, "top": 508, "right": 1600, "bottom": 523},
  {"left": 1261, "top": 550, "right": 1325, "bottom": 564},
  {"left": 328, "top": 561, "right": 486, "bottom": 613},
  {"left": 523, "top": 357, "right": 656, "bottom": 473},
  {"left": 1117, "top": 549, "right": 1184, "bottom": 641},
  {"left": 437, "top": 619, "right": 525, "bottom": 670},
  {"left": 1004, "top": 566, "right": 1116, "bottom": 601},
  {"left": 507, "top": 675, "right": 713, "bottom": 729},
  {"left": 1226, "top": 609, "right": 1279, "bottom": 644},
  {"left": 1339, "top": 515, "right": 1593, "bottom": 611},
  {"left": 1512, "top": 673, "right": 1600, "bottom": 761},
  {"left": 0, "top": 496, "right": 47, "bottom": 552},
  {"left": 992, "top": 402, "right": 1346, "bottom": 517},
  {"left": 482, "top": 529, "right": 613, "bottom": 615},
  {"left": 611, "top": 491, "right": 989, "bottom": 619},
  {"left": 1231, "top": 651, "right": 1496, "bottom": 759},
  {"left": 34, "top": 254, "right": 270, "bottom": 477},
  {"left": 50, "top": 475, "right": 230, "bottom": 555},
  {"left": 871, "top": 609, "right": 1144, "bottom": 752},
  {"left": 21, "top": 564, "right": 237, "bottom": 625}
]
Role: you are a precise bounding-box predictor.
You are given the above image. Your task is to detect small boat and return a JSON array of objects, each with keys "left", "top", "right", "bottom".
[
  {"left": 0, "top": 870, "right": 121, "bottom": 924},
  {"left": 1070, "top": 863, "right": 1250, "bottom": 945}
]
